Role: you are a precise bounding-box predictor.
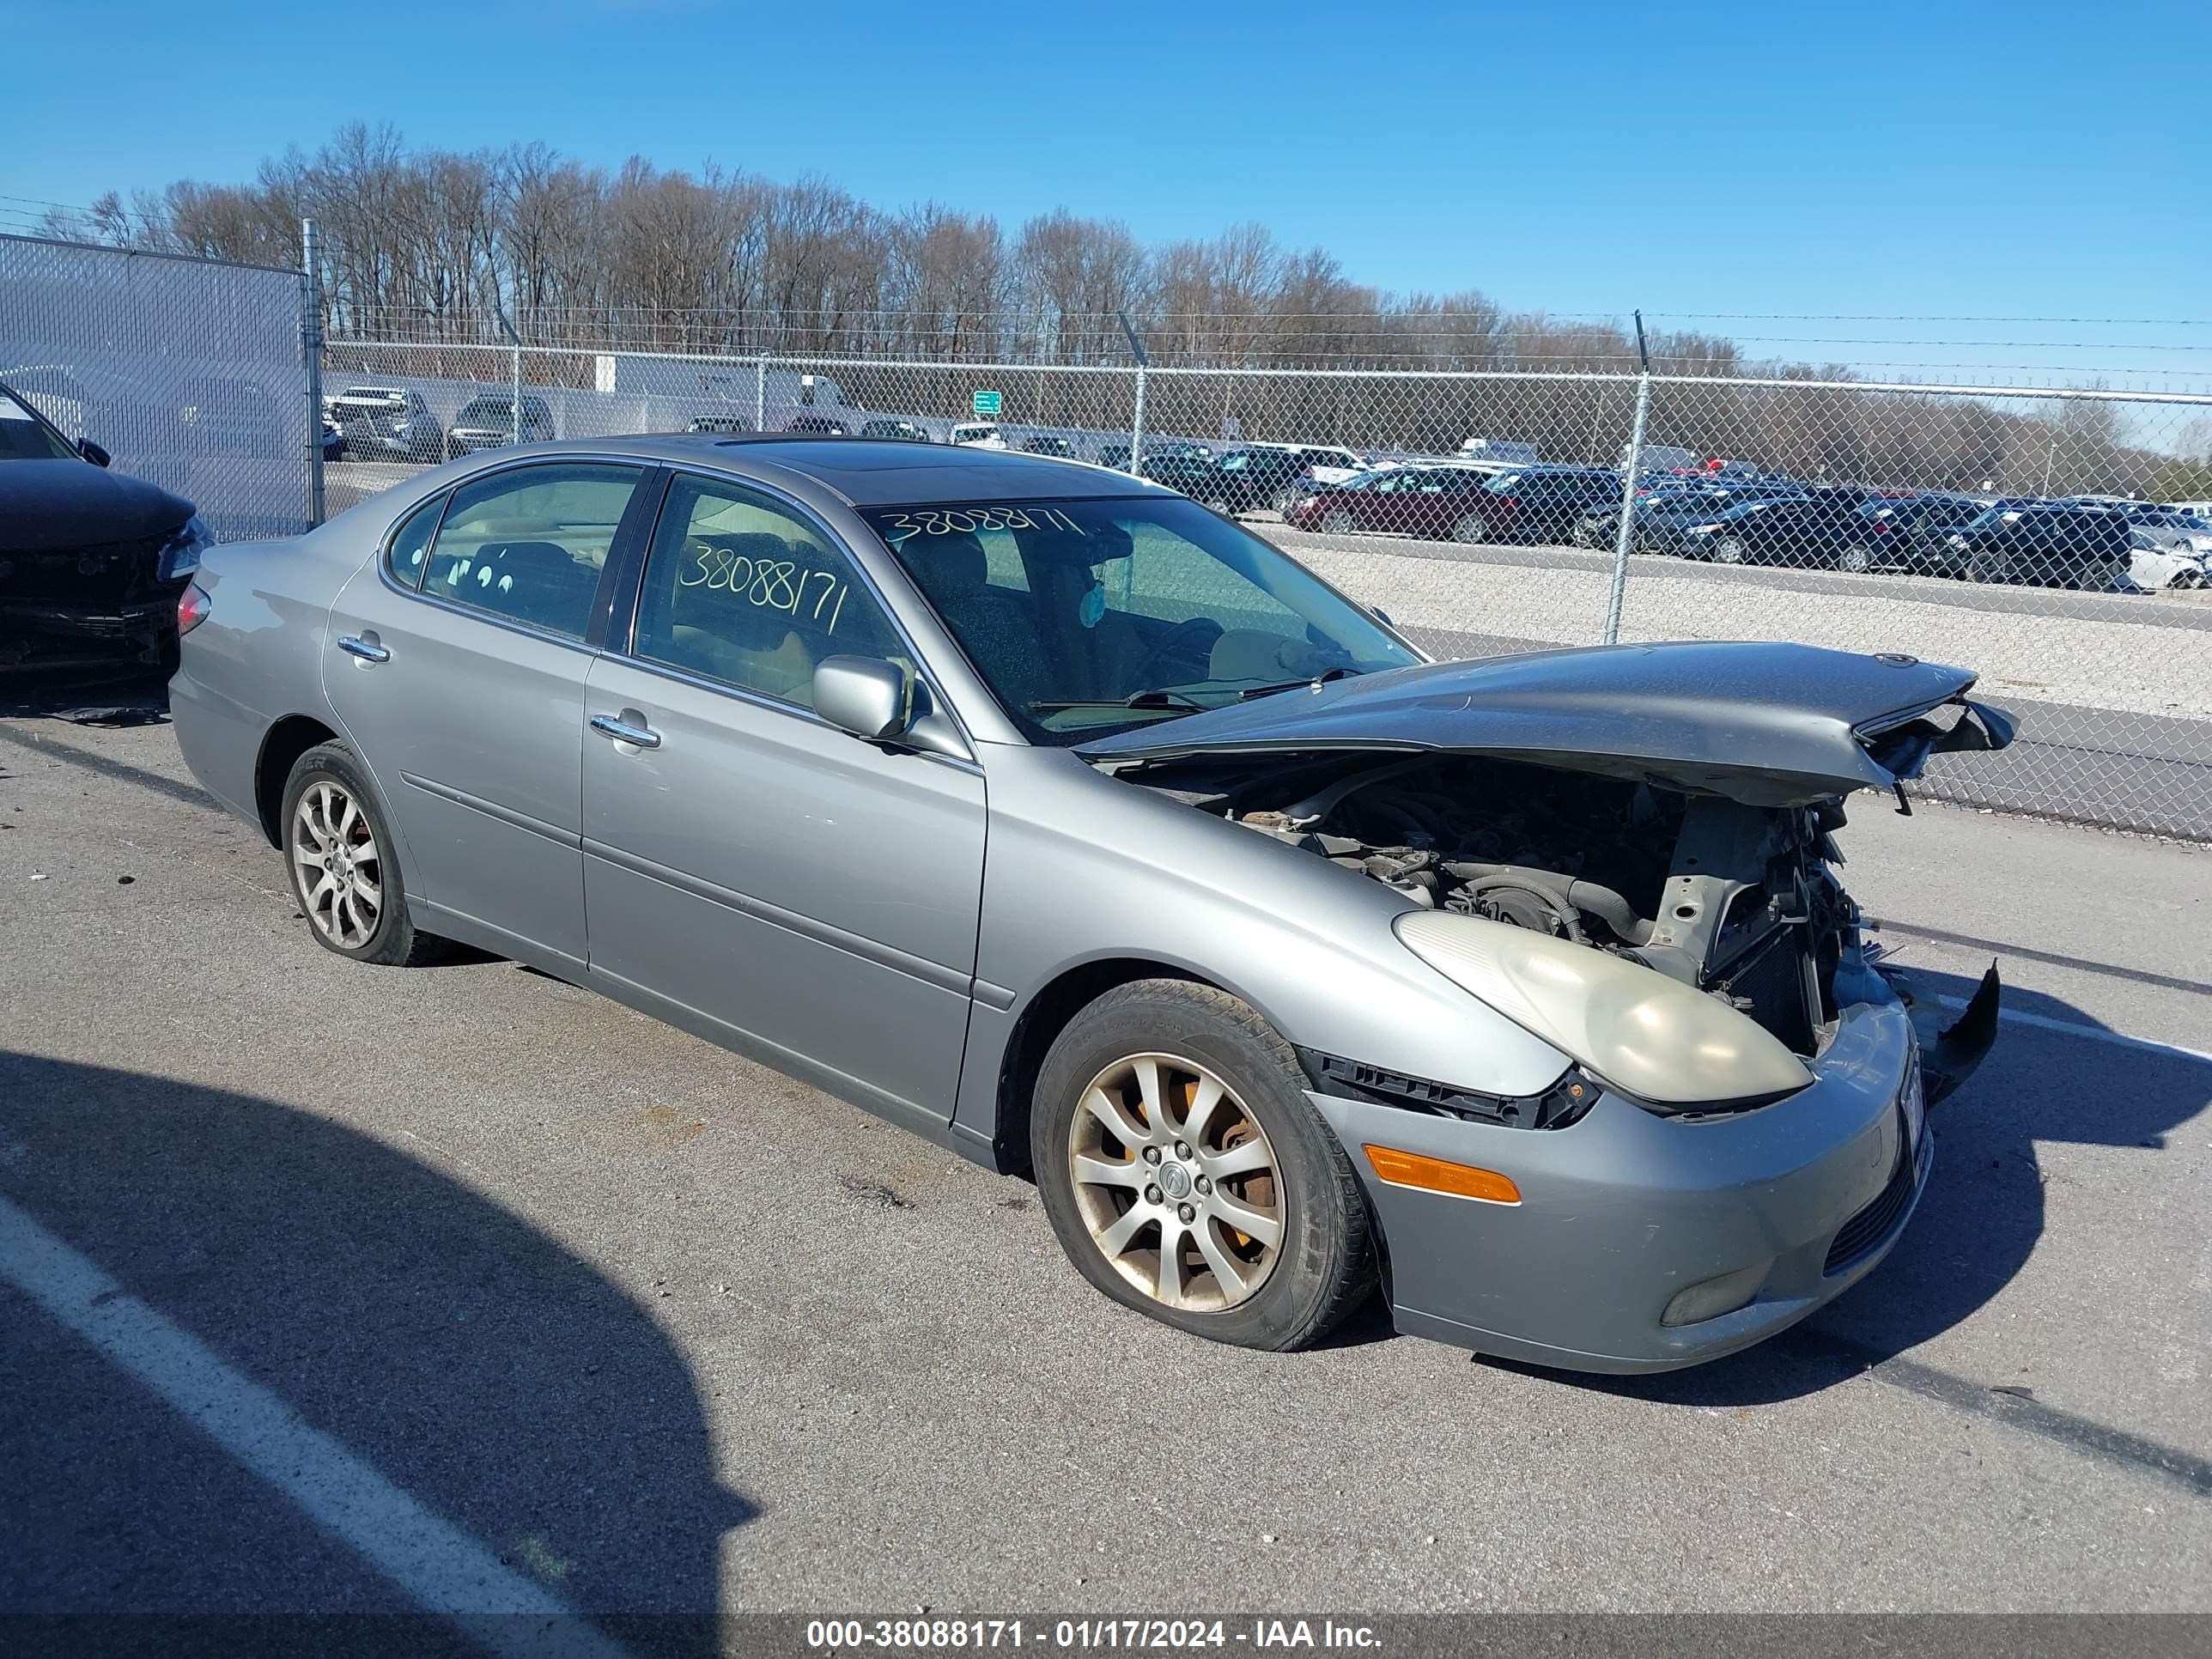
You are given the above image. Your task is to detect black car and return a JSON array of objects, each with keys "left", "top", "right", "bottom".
[
  {"left": 444, "top": 394, "right": 555, "bottom": 457},
  {"left": 326, "top": 386, "right": 444, "bottom": 464},
  {"left": 1212, "top": 446, "right": 1367, "bottom": 514},
  {"left": 1469, "top": 465, "right": 1628, "bottom": 544},
  {"left": 1679, "top": 489, "right": 1880, "bottom": 568},
  {"left": 1139, "top": 453, "right": 1227, "bottom": 502},
  {"left": 859, "top": 418, "right": 932, "bottom": 441},
  {"left": 1571, "top": 485, "right": 1790, "bottom": 553},
  {"left": 1844, "top": 494, "right": 1990, "bottom": 576},
  {"left": 0, "top": 378, "right": 210, "bottom": 679},
  {"left": 1022, "top": 435, "right": 1078, "bottom": 458},
  {"left": 1944, "top": 502, "right": 2133, "bottom": 588}
]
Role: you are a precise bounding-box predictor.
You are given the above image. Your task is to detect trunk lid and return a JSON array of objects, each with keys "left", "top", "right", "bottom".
[{"left": 1078, "top": 641, "right": 2015, "bottom": 806}]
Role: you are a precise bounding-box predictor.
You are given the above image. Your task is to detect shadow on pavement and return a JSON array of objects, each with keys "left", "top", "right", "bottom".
[
  {"left": 0, "top": 1051, "right": 748, "bottom": 1650},
  {"left": 0, "top": 668, "right": 170, "bottom": 726}
]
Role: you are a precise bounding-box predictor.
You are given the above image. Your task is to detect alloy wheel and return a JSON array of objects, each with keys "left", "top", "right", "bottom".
[
  {"left": 1322, "top": 510, "right": 1356, "bottom": 536},
  {"left": 1452, "top": 515, "right": 1488, "bottom": 544},
  {"left": 1716, "top": 536, "right": 1747, "bottom": 564},
  {"left": 292, "top": 781, "right": 383, "bottom": 950},
  {"left": 1066, "top": 1052, "right": 1284, "bottom": 1313}
]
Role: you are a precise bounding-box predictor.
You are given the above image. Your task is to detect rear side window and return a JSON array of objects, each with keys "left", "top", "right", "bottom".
[
  {"left": 421, "top": 463, "right": 642, "bottom": 639},
  {"left": 385, "top": 494, "right": 446, "bottom": 590}
]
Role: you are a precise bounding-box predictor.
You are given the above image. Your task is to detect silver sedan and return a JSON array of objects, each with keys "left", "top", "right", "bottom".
[{"left": 169, "top": 436, "right": 2013, "bottom": 1371}]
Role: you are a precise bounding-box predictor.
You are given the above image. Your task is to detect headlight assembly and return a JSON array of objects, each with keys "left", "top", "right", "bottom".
[
  {"left": 156, "top": 514, "right": 214, "bottom": 582},
  {"left": 1395, "top": 910, "right": 1813, "bottom": 1109}
]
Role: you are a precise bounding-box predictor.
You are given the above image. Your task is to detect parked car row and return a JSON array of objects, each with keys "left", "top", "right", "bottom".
[{"left": 1272, "top": 462, "right": 2208, "bottom": 592}]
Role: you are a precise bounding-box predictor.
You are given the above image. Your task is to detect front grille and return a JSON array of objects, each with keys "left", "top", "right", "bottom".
[
  {"left": 1825, "top": 1133, "right": 1920, "bottom": 1274},
  {"left": 0, "top": 535, "right": 166, "bottom": 605}
]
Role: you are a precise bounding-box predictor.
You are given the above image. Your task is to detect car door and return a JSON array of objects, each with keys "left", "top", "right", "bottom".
[
  {"left": 580, "top": 470, "right": 986, "bottom": 1120},
  {"left": 323, "top": 459, "right": 652, "bottom": 969}
]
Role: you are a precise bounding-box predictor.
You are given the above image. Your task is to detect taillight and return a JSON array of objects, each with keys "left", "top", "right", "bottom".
[
  {"left": 177, "top": 581, "right": 212, "bottom": 636},
  {"left": 1871, "top": 521, "right": 1892, "bottom": 533}
]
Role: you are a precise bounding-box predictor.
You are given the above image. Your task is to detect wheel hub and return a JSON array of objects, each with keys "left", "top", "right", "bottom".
[{"left": 1066, "top": 1052, "right": 1285, "bottom": 1314}]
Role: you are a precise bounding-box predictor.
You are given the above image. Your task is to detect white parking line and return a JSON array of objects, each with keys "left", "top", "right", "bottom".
[
  {"left": 1938, "top": 994, "right": 2212, "bottom": 1065},
  {"left": 0, "top": 1196, "right": 633, "bottom": 1659}
]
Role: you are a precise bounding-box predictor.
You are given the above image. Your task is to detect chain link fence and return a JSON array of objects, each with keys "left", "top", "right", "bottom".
[
  {"left": 0, "top": 233, "right": 315, "bottom": 541},
  {"left": 7, "top": 234, "right": 2196, "bottom": 838},
  {"left": 315, "top": 337, "right": 2212, "bottom": 840}
]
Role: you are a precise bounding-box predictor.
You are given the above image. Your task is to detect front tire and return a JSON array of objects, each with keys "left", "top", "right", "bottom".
[
  {"left": 1030, "top": 980, "right": 1376, "bottom": 1351},
  {"left": 282, "top": 743, "right": 450, "bottom": 967},
  {"left": 1714, "top": 534, "right": 1748, "bottom": 565},
  {"left": 1451, "top": 514, "right": 1489, "bottom": 544},
  {"left": 1321, "top": 509, "right": 1356, "bottom": 536}
]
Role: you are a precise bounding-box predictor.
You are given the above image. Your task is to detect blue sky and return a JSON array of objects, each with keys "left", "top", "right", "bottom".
[{"left": 7, "top": 0, "right": 2209, "bottom": 385}]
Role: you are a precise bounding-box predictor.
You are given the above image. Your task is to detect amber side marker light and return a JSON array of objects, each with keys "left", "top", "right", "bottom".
[{"left": 1363, "top": 1146, "right": 1522, "bottom": 1205}]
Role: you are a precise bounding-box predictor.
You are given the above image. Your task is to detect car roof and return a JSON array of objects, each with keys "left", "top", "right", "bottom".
[{"left": 490, "top": 434, "right": 1158, "bottom": 507}]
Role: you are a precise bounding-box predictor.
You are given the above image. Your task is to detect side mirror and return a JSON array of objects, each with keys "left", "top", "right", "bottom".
[
  {"left": 813, "top": 655, "right": 913, "bottom": 743},
  {"left": 1370, "top": 605, "right": 1395, "bottom": 626},
  {"left": 78, "top": 438, "right": 112, "bottom": 468}
]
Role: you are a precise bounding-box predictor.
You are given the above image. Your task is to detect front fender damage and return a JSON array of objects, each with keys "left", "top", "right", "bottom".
[{"left": 1880, "top": 961, "right": 2002, "bottom": 1108}]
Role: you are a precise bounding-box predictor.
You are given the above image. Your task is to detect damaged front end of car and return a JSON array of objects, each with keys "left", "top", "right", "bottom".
[
  {"left": 1078, "top": 642, "right": 2014, "bottom": 1370},
  {"left": 1082, "top": 641, "right": 2015, "bottom": 1115}
]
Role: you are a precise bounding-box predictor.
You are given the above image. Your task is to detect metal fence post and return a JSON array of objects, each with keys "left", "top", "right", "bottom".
[
  {"left": 755, "top": 356, "right": 768, "bottom": 432},
  {"left": 1602, "top": 312, "right": 1652, "bottom": 647},
  {"left": 300, "top": 218, "right": 325, "bottom": 527},
  {"left": 1119, "top": 311, "right": 1149, "bottom": 474}
]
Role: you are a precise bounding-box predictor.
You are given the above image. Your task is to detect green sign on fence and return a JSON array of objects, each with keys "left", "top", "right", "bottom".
[{"left": 971, "top": 389, "right": 1001, "bottom": 416}]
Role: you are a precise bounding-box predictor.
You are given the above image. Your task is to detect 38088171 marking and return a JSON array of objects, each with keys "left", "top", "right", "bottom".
[{"left": 803, "top": 1618, "right": 1382, "bottom": 1650}]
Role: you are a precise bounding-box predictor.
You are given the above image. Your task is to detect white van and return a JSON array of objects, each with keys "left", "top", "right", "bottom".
[{"left": 950, "top": 422, "right": 1008, "bottom": 450}]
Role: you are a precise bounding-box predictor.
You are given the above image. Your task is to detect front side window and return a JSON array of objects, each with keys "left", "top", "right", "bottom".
[
  {"left": 631, "top": 474, "right": 900, "bottom": 708},
  {"left": 863, "top": 497, "right": 1419, "bottom": 744},
  {"left": 421, "top": 463, "right": 641, "bottom": 639}
]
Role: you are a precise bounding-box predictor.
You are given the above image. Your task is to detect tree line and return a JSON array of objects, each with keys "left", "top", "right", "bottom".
[
  {"left": 40, "top": 124, "right": 1753, "bottom": 372},
  {"left": 35, "top": 124, "right": 2208, "bottom": 497}
]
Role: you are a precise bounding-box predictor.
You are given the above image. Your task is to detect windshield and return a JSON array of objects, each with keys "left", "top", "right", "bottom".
[
  {"left": 0, "top": 386, "right": 79, "bottom": 460},
  {"left": 863, "top": 496, "right": 1419, "bottom": 744}
]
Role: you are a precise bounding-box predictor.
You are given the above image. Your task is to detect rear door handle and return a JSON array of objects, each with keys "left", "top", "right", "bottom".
[
  {"left": 337, "top": 635, "right": 391, "bottom": 664},
  {"left": 590, "top": 713, "right": 662, "bottom": 750}
]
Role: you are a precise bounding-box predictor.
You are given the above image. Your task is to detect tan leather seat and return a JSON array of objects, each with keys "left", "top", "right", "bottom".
[{"left": 650, "top": 532, "right": 818, "bottom": 699}]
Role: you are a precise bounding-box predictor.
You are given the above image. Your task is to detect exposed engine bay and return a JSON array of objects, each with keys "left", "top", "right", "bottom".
[{"left": 1140, "top": 753, "right": 1855, "bottom": 1058}]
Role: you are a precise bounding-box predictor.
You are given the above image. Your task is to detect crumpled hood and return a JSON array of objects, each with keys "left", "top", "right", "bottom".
[
  {"left": 0, "top": 459, "right": 195, "bottom": 551},
  {"left": 1079, "top": 641, "right": 2016, "bottom": 806}
]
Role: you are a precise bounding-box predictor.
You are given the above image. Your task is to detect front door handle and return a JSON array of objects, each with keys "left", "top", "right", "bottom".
[
  {"left": 337, "top": 635, "right": 390, "bottom": 664},
  {"left": 590, "top": 712, "right": 662, "bottom": 750}
]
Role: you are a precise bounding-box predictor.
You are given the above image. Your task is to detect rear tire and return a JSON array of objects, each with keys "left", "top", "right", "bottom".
[
  {"left": 1838, "top": 544, "right": 1874, "bottom": 574},
  {"left": 281, "top": 743, "right": 451, "bottom": 968},
  {"left": 1322, "top": 509, "right": 1356, "bottom": 536},
  {"left": 1451, "top": 514, "right": 1488, "bottom": 544},
  {"left": 1030, "top": 980, "right": 1376, "bottom": 1352},
  {"left": 1714, "top": 535, "right": 1747, "bottom": 565}
]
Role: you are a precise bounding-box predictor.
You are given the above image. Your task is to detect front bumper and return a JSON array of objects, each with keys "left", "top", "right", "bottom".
[
  {"left": 1, "top": 592, "right": 185, "bottom": 673},
  {"left": 1313, "top": 962, "right": 1949, "bottom": 1373}
]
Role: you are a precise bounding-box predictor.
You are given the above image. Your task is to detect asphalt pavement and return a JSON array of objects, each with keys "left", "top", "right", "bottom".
[{"left": 1, "top": 711, "right": 2207, "bottom": 1638}]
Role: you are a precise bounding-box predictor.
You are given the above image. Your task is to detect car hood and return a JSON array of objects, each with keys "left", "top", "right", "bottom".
[
  {"left": 1078, "top": 641, "right": 2017, "bottom": 806},
  {"left": 0, "top": 459, "right": 195, "bottom": 550}
]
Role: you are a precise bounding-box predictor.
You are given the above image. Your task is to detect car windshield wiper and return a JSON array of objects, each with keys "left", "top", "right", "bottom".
[
  {"left": 1236, "top": 666, "right": 1362, "bottom": 702},
  {"left": 1029, "top": 690, "right": 1207, "bottom": 714}
]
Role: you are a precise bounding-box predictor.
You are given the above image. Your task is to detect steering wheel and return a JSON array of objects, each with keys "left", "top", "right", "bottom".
[{"left": 1123, "top": 617, "right": 1221, "bottom": 691}]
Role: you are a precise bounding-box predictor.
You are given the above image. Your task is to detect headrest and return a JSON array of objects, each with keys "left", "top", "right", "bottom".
[
  {"left": 905, "top": 531, "right": 988, "bottom": 605},
  {"left": 482, "top": 539, "right": 576, "bottom": 575}
]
